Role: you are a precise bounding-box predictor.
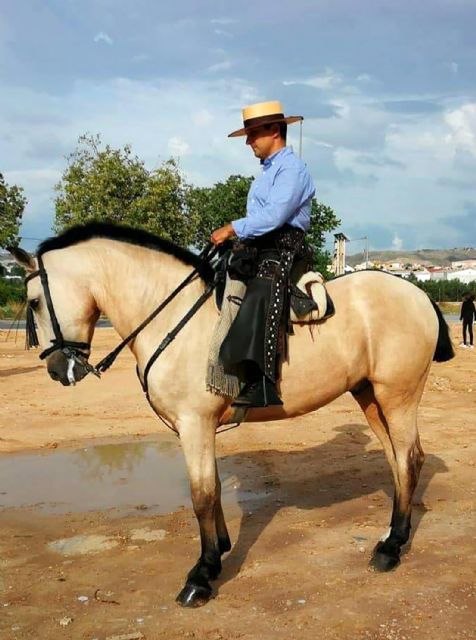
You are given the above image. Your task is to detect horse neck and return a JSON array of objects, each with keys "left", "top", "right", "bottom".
[{"left": 88, "top": 239, "right": 211, "bottom": 341}]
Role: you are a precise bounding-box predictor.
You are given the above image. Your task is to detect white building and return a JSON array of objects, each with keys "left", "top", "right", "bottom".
[
  {"left": 447, "top": 268, "right": 476, "bottom": 284},
  {"left": 413, "top": 269, "right": 431, "bottom": 282}
]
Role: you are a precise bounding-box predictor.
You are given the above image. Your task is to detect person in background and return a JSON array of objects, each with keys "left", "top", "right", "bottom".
[{"left": 459, "top": 293, "right": 476, "bottom": 349}]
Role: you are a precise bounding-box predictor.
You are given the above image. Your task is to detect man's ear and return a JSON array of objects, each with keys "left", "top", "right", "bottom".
[{"left": 7, "top": 246, "right": 37, "bottom": 272}]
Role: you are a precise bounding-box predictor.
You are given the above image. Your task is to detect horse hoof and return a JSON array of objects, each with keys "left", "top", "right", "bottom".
[
  {"left": 370, "top": 550, "right": 401, "bottom": 572},
  {"left": 176, "top": 583, "right": 212, "bottom": 608}
]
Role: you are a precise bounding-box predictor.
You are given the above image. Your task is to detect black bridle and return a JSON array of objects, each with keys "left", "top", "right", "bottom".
[
  {"left": 25, "top": 243, "right": 220, "bottom": 382},
  {"left": 26, "top": 254, "right": 92, "bottom": 361}
]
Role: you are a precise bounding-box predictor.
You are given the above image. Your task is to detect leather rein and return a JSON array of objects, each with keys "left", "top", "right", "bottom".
[{"left": 25, "top": 244, "right": 219, "bottom": 387}]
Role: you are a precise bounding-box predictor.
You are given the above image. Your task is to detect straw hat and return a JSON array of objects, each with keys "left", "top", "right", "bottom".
[{"left": 228, "top": 100, "right": 303, "bottom": 138}]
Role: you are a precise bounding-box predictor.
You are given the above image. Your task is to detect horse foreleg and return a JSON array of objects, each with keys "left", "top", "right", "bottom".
[
  {"left": 215, "top": 462, "right": 231, "bottom": 554},
  {"left": 176, "top": 418, "right": 223, "bottom": 607}
]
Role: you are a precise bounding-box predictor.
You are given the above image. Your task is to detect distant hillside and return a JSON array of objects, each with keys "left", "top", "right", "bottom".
[{"left": 347, "top": 247, "right": 476, "bottom": 267}]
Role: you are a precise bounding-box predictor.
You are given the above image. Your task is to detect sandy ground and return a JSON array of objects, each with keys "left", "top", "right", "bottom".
[{"left": 0, "top": 325, "right": 475, "bottom": 640}]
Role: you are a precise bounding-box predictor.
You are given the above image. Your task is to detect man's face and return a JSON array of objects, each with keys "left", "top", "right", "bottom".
[{"left": 245, "top": 125, "right": 278, "bottom": 160}]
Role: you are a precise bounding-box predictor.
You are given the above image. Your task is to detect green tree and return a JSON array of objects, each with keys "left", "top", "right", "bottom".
[
  {"left": 306, "top": 201, "right": 341, "bottom": 276},
  {"left": 54, "top": 134, "right": 195, "bottom": 246},
  {"left": 0, "top": 173, "right": 27, "bottom": 248},
  {"left": 187, "top": 175, "right": 253, "bottom": 248}
]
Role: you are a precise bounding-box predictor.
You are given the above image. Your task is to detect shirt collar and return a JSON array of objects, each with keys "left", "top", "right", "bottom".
[{"left": 262, "top": 146, "right": 291, "bottom": 169}]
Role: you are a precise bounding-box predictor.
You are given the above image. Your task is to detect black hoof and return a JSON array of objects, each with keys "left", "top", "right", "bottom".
[
  {"left": 370, "top": 543, "right": 401, "bottom": 572},
  {"left": 176, "top": 582, "right": 212, "bottom": 608}
]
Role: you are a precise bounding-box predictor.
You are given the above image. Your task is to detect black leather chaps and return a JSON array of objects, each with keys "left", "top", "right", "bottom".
[{"left": 219, "top": 225, "right": 310, "bottom": 383}]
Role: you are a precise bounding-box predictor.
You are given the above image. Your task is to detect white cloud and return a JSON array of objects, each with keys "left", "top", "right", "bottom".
[
  {"left": 283, "top": 69, "right": 342, "bottom": 91},
  {"left": 192, "top": 109, "right": 214, "bottom": 127},
  {"left": 444, "top": 103, "right": 476, "bottom": 156},
  {"left": 210, "top": 18, "right": 237, "bottom": 25},
  {"left": 167, "top": 136, "right": 190, "bottom": 156},
  {"left": 214, "top": 29, "right": 233, "bottom": 38},
  {"left": 207, "top": 60, "right": 232, "bottom": 73},
  {"left": 93, "top": 31, "right": 113, "bottom": 45},
  {"left": 392, "top": 234, "right": 403, "bottom": 251}
]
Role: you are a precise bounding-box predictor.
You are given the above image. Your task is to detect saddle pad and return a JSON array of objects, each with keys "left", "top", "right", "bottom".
[{"left": 290, "top": 271, "right": 330, "bottom": 323}]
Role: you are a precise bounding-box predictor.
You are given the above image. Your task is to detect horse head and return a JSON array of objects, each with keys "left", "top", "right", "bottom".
[{"left": 9, "top": 246, "right": 100, "bottom": 386}]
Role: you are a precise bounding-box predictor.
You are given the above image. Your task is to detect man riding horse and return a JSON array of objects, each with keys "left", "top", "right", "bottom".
[{"left": 211, "top": 100, "right": 315, "bottom": 409}]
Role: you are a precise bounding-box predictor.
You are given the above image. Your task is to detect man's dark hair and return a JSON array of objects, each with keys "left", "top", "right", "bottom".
[{"left": 264, "top": 122, "right": 287, "bottom": 142}]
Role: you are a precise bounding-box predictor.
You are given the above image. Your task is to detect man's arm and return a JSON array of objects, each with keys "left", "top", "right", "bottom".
[{"left": 232, "top": 167, "right": 309, "bottom": 239}]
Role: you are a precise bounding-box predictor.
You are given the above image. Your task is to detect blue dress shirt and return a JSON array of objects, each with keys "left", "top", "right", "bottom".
[{"left": 231, "top": 146, "right": 315, "bottom": 239}]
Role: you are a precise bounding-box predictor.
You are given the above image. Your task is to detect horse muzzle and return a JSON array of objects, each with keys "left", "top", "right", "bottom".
[{"left": 47, "top": 350, "right": 90, "bottom": 386}]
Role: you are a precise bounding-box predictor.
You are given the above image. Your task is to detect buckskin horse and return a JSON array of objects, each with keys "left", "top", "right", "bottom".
[{"left": 10, "top": 222, "right": 454, "bottom": 608}]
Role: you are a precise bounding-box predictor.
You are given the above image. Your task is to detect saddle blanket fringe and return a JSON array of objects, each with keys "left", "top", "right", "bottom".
[{"left": 206, "top": 276, "right": 246, "bottom": 397}]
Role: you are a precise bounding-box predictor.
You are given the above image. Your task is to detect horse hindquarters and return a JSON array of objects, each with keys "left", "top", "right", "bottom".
[{"left": 353, "top": 382, "right": 425, "bottom": 571}]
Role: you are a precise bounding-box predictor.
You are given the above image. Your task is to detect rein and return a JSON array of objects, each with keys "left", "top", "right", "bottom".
[{"left": 25, "top": 243, "right": 219, "bottom": 382}]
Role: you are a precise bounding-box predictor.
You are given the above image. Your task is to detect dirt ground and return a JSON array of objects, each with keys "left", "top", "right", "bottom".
[{"left": 0, "top": 325, "right": 475, "bottom": 640}]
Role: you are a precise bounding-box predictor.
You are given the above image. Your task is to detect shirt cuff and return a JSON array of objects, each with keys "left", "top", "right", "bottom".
[{"left": 231, "top": 219, "right": 247, "bottom": 239}]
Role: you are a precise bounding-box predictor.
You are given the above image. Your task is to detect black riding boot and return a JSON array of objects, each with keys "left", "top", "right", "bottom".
[{"left": 231, "top": 362, "right": 283, "bottom": 408}]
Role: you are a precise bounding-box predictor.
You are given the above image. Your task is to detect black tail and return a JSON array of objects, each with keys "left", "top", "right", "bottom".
[{"left": 430, "top": 299, "right": 455, "bottom": 362}]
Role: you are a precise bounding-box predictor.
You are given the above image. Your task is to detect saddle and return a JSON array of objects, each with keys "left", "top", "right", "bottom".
[{"left": 289, "top": 272, "right": 335, "bottom": 323}]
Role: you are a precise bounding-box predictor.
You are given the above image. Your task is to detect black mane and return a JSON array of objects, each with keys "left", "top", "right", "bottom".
[{"left": 37, "top": 222, "right": 214, "bottom": 282}]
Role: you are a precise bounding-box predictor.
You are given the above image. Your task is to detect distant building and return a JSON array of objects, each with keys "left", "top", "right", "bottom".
[
  {"left": 354, "top": 261, "right": 375, "bottom": 271},
  {"left": 384, "top": 262, "right": 404, "bottom": 271},
  {"left": 413, "top": 269, "right": 431, "bottom": 282},
  {"left": 447, "top": 268, "right": 476, "bottom": 284},
  {"left": 451, "top": 260, "right": 476, "bottom": 270},
  {"left": 331, "top": 233, "right": 349, "bottom": 276}
]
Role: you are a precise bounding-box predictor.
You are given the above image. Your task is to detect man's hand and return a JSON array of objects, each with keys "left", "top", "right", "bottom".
[{"left": 210, "top": 223, "right": 236, "bottom": 245}]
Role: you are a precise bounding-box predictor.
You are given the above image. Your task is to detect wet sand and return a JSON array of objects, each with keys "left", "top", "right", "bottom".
[{"left": 0, "top": 326, "right": 475, "bottom": 639}]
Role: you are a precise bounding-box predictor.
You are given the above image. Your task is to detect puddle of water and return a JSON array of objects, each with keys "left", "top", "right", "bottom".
[{"left": 0, "top": 438, "right": 268, "bottom": 516}]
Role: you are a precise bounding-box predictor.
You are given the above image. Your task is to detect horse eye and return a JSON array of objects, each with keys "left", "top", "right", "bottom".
[{"left": 29, "top": 299, "right": 40, "bottom": 311}]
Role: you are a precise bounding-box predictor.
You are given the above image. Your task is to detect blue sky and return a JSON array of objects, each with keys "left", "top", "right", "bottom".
[{"left": 2, "top": 0, "right": 476, "bottom": 252}]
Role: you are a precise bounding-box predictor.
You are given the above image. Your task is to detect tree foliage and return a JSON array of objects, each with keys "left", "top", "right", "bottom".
[
  {"left": 0, "top": 173, "right": 27, "bottom": 248},
  {"left": 409, "top": 275, "right": 476, "bottom": 302},
  {"left": 54, "top": 135, "right": 340, "bottom": 269},
  {"left": 307, "top": 201, "right": 341, "bottom": 275},
  {"left": 186, "top": 175, "right": 253, "bottom": 248},
  {"left": 54, "top": 134, "right": 195, "bottom": 245}
]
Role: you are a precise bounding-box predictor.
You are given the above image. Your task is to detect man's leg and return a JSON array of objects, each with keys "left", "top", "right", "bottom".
[
  {"left": 231, "top": 360, "right": 283, "bottom": 407},
  {"left": 219, "top": 276, "right": 283, "bottom": 408}
]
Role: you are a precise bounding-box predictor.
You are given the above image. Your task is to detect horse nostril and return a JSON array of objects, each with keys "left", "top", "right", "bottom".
[{"left": 49, "top": 370, "right": 60, "bottom": 381}]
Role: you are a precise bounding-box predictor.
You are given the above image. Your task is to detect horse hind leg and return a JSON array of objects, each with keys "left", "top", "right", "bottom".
[{"left": 353, "top": 383, "right": 425, "bottom": 572}]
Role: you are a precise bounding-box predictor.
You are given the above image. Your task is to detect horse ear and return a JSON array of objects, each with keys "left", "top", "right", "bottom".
[{"left": 7, "top": 246, "right": 37, "bottom": 272}]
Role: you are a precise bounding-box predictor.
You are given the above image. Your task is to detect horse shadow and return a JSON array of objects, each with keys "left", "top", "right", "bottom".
[
  {"left": 0, "top": 365, "right": 43, "bottom": 377},
  {"left": 216, "top": 423, "right": 448, "bottom": 591}
]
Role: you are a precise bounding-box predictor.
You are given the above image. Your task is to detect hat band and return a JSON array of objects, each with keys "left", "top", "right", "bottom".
[{"left": 243, "top": 113, "right": 285, "bottom": 129}]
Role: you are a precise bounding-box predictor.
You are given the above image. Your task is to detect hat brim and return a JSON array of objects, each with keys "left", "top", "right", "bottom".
[{"left": 228, "top": 115, "right": 303, "bottom": 138}]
